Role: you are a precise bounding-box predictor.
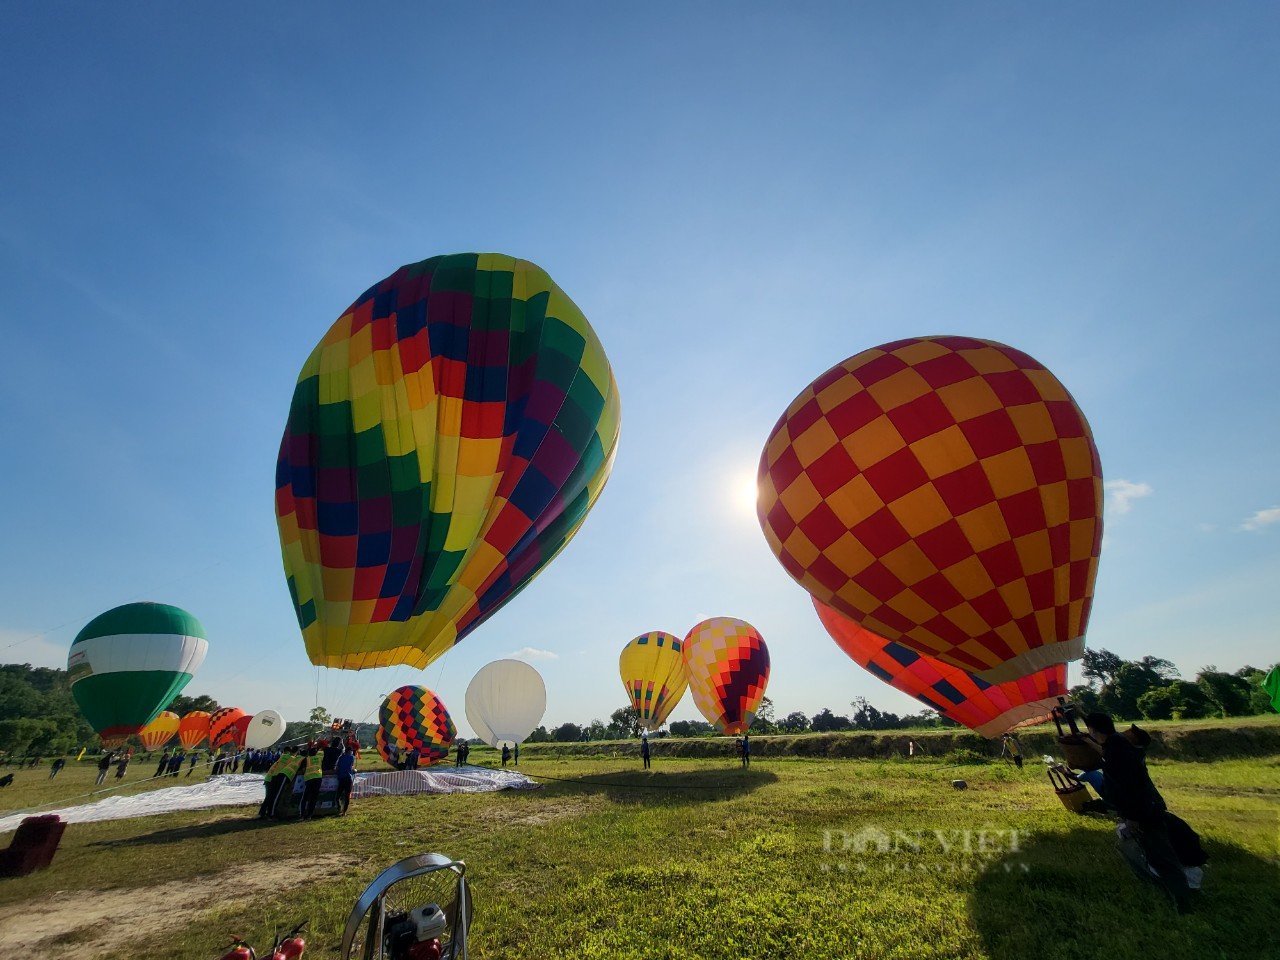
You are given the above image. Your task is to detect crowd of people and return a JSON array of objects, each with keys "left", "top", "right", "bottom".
[{"left": 259, "top": 733, "right": 360, "bottom": 821}]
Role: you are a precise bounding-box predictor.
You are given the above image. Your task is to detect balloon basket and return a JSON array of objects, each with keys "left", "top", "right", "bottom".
[
  {"left": 1048, "top": 764, "right": 1091, "bottom": 813},
  {"left": 342, "top": 853, "right": 471, "bottom": 960}
]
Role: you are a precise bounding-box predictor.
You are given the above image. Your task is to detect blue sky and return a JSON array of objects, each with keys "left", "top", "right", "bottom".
[{"left": 2, "top": 4, "right": 1277, "bottom": 734}]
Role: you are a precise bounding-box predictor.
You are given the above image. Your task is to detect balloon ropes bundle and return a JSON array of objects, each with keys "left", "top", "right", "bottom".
[{"left": 273, "top": 252, "right": 620, "bottom": 736}]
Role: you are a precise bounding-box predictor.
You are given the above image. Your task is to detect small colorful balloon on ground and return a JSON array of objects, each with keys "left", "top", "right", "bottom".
[
  {"left": 275, "top": 253, "right": 622, "bottom": 674},
  {"left": 619, "top": 632, "right": 689, "bottom": 731},
  {"left": 814, "top": 597, "right": 1067, "bottom": 737},
  {"left": 209, "top": 707, "right": 246, "bottom": 748},
  {"left": 464, "top": 659, "right": 548, "bottom": 749},
  {"left": 67, "top": 602, "right": 209, "bottom": 746},
  {"left": 758, "top": 336, "right": 1102, "bottom": 683},
  {"left": 245, "top": 709, "right": 286, "bottom": 750},
  {"left": 178, "top": 711, "right": 211, "bottom": 749},
  {"left": 377, "top": 685, "right": 456, "bottom": 766},
  {"left": 683, "top": 618, "right": 771, "bottom": 736}
]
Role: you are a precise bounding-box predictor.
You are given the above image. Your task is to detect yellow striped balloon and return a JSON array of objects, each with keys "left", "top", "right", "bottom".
[
  {"left": 138, "top": 711, "right": 180, "bottom": 751},
  {"left": 619, "top": 632, "right": 688, "bottom": 731}
]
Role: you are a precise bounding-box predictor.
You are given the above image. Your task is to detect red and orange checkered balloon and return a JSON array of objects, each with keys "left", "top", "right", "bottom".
[
  {"left": 209, "top": 706, "right": 246, "bottom": 749},
  {"left": 682, "top": 618, "right": 771, "bottom": 736},
  {"left": 758, "top": 336, "right": 1102, "bottom": 683},
  {"left": 814, "top": 598, "right": 1066, "bottom": 737},
  {"left": 376, "top": 685, "right": 456, "bottom": 767}
]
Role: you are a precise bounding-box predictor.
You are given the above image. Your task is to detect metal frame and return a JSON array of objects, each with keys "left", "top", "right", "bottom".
[{"left": 341, "top": 853, "right": 471, "bottom": 960}]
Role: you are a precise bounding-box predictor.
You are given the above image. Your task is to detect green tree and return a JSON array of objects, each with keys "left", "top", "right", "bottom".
[
  {"left": 810, "top": 708, "right": 850, "bottom": 732},
  {"left": 668, "top": 720, "right": 712, "bottom": 737},
  {"left": 1196, "top": 667, "right": 1252, "bottom": 717},
  {"left": 1081, "top": 649, "right": 1124, "bottom": 689},
  {"left": 553, "top": 722, "right": 583, "bottom": 742},
  {"left": 780, "top": 711, "right": 809, "bottom": 733},
  {"left": 167, "top": 693, "right": 220, "bottom": 715},
  {"left": 609, "top": 706, "right": 641, "bottom": 738},
  {"left": 1166, "top": 680, "right": 1209, "bottom": 720},
  {"left": 1137, "top": 686, "right": 1175, "bottom": 721}
]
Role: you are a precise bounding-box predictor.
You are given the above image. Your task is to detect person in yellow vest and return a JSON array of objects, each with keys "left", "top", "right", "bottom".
[
  {"left": 260, "top": 750, "right": 294, "bottom": 819},
  {"left": 299, "top": 749, "right": 325, "bottom": 820}
]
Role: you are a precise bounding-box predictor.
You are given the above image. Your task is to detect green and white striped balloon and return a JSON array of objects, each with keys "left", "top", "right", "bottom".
[{"left": 68, "top": 602, "right": 209, "bottom": 745}]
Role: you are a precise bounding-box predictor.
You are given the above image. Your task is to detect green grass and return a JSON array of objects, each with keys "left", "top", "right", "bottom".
[{"left": 1, "top": 752, "right": 1276, "bottom": 959}]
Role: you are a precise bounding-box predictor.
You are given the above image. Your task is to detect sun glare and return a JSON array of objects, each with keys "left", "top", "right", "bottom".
[{"left": 731, "top": 470, "right": 761, "bottom": 519}]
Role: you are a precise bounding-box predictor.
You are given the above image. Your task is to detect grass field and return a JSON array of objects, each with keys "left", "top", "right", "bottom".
[{"left": 0, "top": 749, "right": 1277, "bottom": 960}]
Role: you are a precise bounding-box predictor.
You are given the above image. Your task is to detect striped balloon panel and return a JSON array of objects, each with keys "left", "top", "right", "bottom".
[
  {"left": 682, "top": 618, "right": 771, "bottom": 736},
  {"left": 68, "top": 603, "right": 208, "bottom": 742},
  {"left": 814, "top": 598, "right": 1066, "bottom": 737},
  {"left": 178, "top": 711, "right": 211, "bottom": 749},
  {"left": 139, "top": 711, "right": 181, "bottom": 751},
  {"left": 276, "top": 253, "right": 621, "bottom": 672},
  {"left": 619, "top": 631, "right": 689, "bottom": 731}
]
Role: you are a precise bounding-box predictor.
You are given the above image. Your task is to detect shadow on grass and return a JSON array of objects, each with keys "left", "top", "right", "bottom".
[
  {"left": 529, "top": 766, "right": 778, "bottom": 805},
  {"left": 970, "top": 818, "right": 1280, "bottom": 960},
  {"left": 89, "top": 813, "right": 278, "bottom": 848}
]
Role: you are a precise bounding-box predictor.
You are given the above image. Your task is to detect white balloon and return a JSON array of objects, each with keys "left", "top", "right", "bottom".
[
  {"left": 465, "top": 660, "right": 547, "bottom": 749},
  {"left": 245, "top": 709, "right": 286, "bottom": 749}
]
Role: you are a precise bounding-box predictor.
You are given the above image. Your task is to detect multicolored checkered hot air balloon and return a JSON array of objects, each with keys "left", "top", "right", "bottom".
[
  {"left": 138, "top": 711, "right": 180, "bottom": 752},
  {"left": 67, "top": 602, "right": 208, "bottom": 747},
  {"left": 178, "top": 710, "right": 211, "bottom": 749},
  {"left": 682, "top": 618, "right": 771, "bottom": 736},
  {"left": 758, "top": 336, "right": 1102, "bottom": 684},
  {"left": 619, "top": 632, "right": 689, "bottom": 732},
  {"left": 814, "top": 598, "right": 1066, "bottom": 737},
  {"left": 376, "top": 685, "right": 456, "bottom": 766},
  {"left": 276, "top": 253, "right": 621, "bottom": 673},
  {"left": 209, "top": 707, "right": 246, "bottom": 749}
]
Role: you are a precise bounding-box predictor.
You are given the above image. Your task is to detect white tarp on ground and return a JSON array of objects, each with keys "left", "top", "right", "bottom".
[
  {"left": 0, "top": 766, "right": 540, "bottom": 833},
  {"left": 0, "top": 773, "right": 267, "bottom": 833},
  {"left": 352, "top": 765, "right": 540, "bottom": 797}
]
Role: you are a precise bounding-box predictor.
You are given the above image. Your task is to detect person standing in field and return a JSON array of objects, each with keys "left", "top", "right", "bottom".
[
  {"left": 335, "top": 743, "right": 356, "bottom": 812},
  {"left": 741, "top": 734, "right": 751, "bottom": 769},
  {"left": 187, "top": 751, "right": 200, "bottom": 776},
  {"left": 96, "top": 752, "right": 113, "bottom": 785},
  {"left": 114, "top": 754, "right": 130, "bottom": 780},
  {"left": 501, "top": 744, "right": 511, "bottom": 767},
  {"left": 641, "top": 736, "right": 651, "bottom": 770},
  {"left": 154, "top": 749, "right": 170, "bottom": 780},
  {"left": 49, "top": 757, "right": 66, "bottom": 779},
  {"left": 299, "top": 750, "right": 324, "bottom": 819}
]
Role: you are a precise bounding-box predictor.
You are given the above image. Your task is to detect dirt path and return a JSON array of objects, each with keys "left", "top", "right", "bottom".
[{"left": 0, "top": 853, "right": 353, "bottom": 959}]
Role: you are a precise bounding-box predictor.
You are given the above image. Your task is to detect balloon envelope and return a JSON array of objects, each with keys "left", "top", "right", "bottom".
[
  {"left": 758, "top": 336, "right": 1102, "bottom": 683},
  {"left": 814, "top": 598, "right": 1066, "bottom": 737},
  {"left": 377, "top": 686, "right": 455, "bottom": 766},
  {"left": 138, "top": 711, "right": 180, "bottom": 752},
  {"left": 683, "top": 618, "right": 771, "bottom": 736},
  {"left": 275, "top": 253, "right": 622, "bottom": 673},
  {"left": 619, "top": 632, "right": 688, "bottom": 731},
  {"left": 245, "top": 709, "right": 286, "bottom": 749},
  {"left": 465, "top": 659, "right": 547, "bottom": 748},
  {"left": 209, "top": 707, "right": 247, "bottom": 748},
  {"left": 1265, "top": 667, "right": 1280, "bottom": 713},
  {"left": 178, "top": 711, "right": 211, "bottom": 749},
  {"left": 68, "top": 602, "right": 209, "bottom": 745}
]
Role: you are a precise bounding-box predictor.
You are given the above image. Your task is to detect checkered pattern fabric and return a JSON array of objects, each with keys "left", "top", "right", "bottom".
[
  {"left": 619, "top": 631, "right": 689, "bottom": 731},
  {"left": 209, "top": 707, "right": 246, "bottom": 749},
  {"left": 682, "top": 618, "right": 771, "bottom": 736},
  {"left": 814, "top": 598, "right": 1066, "bottom": 737},
  {"left": 276, "top": 253, "right": 621, "bottom": 671},
  {"left": 376, "top": 685, "right": 456, "bottom": 766},
  {"left": 178, "top": 711, "right": 211, "bottom": 749},
  {"left": 759, "top": 336, "right": 1101, "bottom": 682}
]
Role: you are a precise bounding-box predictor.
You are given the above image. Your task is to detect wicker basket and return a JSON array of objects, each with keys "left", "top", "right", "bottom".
[
  {"left": 1057, "top": 735, "right": 1102, "bottom": 771},
  {"left": 1048, "top": 765, "right": 1091, "bottom": 813}
]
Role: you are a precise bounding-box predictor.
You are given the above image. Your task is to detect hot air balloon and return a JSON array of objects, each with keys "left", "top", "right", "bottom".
[
  {"left": 232, "top": 714, "right": 254, "bottom": 749},
  {"left": 376, "top": 686, "right": 455, "bottom": 766},
  {"left": 245, "top": 709, "right": 286, "bottom": 750},
  {"left": 178, "top": 711, "right": 211, "bottom": 749},
  {"left": 275, "top": 253, "right": 622, "bottom": 674},
  {"left": 619, "top": 632, "right": 689, "bottom": 731},
  {"left": 464, "top": 659, "right": 547, "bottom": 749},
  {"left": 758, "top": 336, "right": 1102, "bottom": 683},
  {"left": 209, "top": 707, "right": 247, "bottom": 749},
  {"left": 1265, "top": 667, "right": 1280, "bottom": 713},
  {"left": 138, "top": 711, "right": 180, "bottom": 752},
  {"left": 683, "top": 618, "right": 771, "bottom": 735},
  {"left": 813, "top": 598, "right": 1066, "bottom": 737},
  {"left": 67, "top": 602, "right": 209, "bottom": 746}
]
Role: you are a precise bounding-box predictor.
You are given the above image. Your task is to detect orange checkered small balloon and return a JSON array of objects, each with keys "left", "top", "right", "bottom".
[
  {"left": 682, "top": 617, "right": 771, "bottom": 735},
  {"left": 758, "top": 336, "right": 1102, "bottom": 683}
]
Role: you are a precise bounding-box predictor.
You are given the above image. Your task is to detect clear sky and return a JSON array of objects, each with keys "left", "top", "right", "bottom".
[{"left": 2, "top": 4, "right": 1277, "bottom": 736}]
